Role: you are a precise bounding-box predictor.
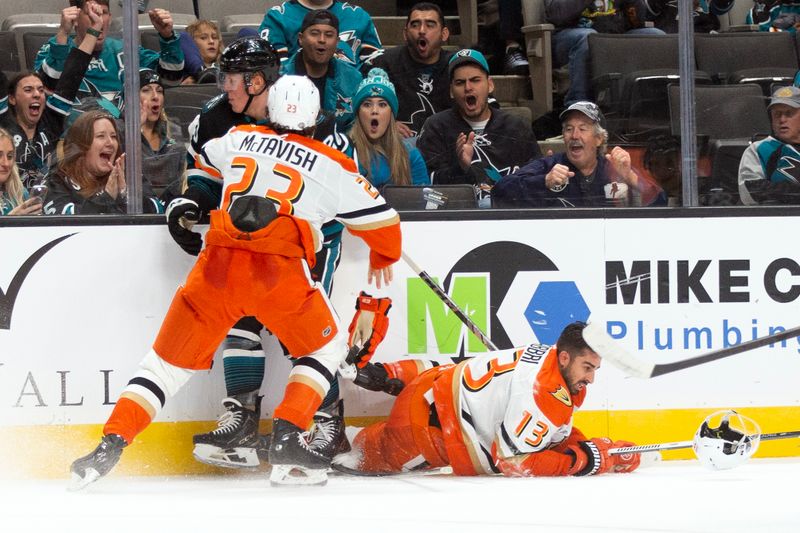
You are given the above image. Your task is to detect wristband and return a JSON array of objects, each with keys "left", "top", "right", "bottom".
[{"left": 86, "top": 27, "right": 103, "bottom": 38}]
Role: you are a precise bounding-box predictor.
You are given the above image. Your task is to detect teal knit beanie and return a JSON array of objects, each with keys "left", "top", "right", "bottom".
[{"left": 353, "top": 68, "right": 399, "bottom": 117}]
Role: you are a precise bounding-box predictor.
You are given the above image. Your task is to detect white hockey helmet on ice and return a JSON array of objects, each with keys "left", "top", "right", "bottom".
[
  {"left": 692, "top": 410, "right": 760, "bottom": 470},
  {"left": 267, "top": 75, "right": 320, "bottom": 133}
]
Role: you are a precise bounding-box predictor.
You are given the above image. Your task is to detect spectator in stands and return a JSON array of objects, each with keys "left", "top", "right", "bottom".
[
  {"left": 137, "top": 69, "right": 185, "bottom": 200},
  {"left": 643, "top": 134, "right": 681, "bottom": 206},
  {"left": 545, "top": 0, "right": 664, "bottom": 106},
  {"left": 1, "top": 1, "right": 107, "bottom": 189},
  {"left": 365, "top": 2, "right": 454, "bottom": 138},
  {"left": 179, "top": 19, "right": 223, "bottom": 84},
  {"left": 349, "top": 68, "right": 429, "bottom": 188},
  {"left": 493, "top": 101, "right": 665, "bottom": 207},
  {"left": 281, "top": 10, "right": 362, "bottom": 130},
  {"left": 417, "top": 50, "right": 540, "bottom": 208},
  {"left": 43, "top": 110, "right": 163, "bottom": 214},
  {"left": 747, "top": 0, "right": 800, "bottom": 32},
  {"left": 0, "top": 128, "right": 43, "bottom": 216},
  {"left": 739, "top": 86, "right": 800, "bottom": 205},
  {"left": 34, "top": 1, "right": 184, "bottom": 111},
  {"left": 645, "top": 0, "right": 735, "bottom": 33},
  {"left": 259, "top": 0, "right": 382, "bottom": 69}
]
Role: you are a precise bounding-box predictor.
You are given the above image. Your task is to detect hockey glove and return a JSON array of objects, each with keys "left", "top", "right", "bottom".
[
  {"left": 566, "top": 437, "right": 616, "bottom": 476},
  {"left": 347, "top": 292, "right": 392, "bottom": 368},
  {"left": 166, "top": 190, "right": 205, "bottom": 256},
  {"left": 609, "top": 440, "right": 641, "bottom": 473}
]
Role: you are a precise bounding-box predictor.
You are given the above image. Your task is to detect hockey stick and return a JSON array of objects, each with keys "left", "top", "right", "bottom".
[
  {"left": 402, "top": 251, "right": 498, "bottom": 351},
  {"left": 582, "top": 321, "right": 800, "bottom": 379},
  {"left": 608, "top": 430, "right": 800, "bottom": 455}
]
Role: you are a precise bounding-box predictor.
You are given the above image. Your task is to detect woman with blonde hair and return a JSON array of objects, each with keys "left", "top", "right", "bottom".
[
  {"left": 0, "top": 128, "right": 42, "bottom": 215},
  {"left": 349, "top": 68, "right": 429, "bottom": 188},
  {"left": 44, "top": 110, "right": 163, "bottom": 215}
]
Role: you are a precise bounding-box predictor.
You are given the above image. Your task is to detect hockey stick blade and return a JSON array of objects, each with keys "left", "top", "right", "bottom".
[
  {"left": 583, "top": 321, "right": 800, "bottom": 378},
  {"left": 331, "top": 462, "right": 453, "bottom": 477},
  {"left": 402, "top": 251, "right": 498, "bottom": 351},
  {"left": 608, "top": 430, "right": 800, "bottom": 455},
  {"left": 582, "top": 321, "right": 655, "bottom": 378}
]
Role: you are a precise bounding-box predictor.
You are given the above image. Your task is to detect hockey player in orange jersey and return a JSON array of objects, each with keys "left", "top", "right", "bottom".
[
  {"left": 70, "top": 75, "right": 402, "bottom": 489},
  {"left": 338, "top": 321, "right": 641, "bottom": 477}
]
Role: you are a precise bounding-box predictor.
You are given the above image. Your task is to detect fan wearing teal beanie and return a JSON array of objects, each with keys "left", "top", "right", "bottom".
[{"left": 348, "top": 68, "right": 429, "bottom": 189}]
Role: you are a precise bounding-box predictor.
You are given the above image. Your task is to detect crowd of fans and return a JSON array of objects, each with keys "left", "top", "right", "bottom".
[{"left": 1, "top": 0, "right": 799, "bottom": 217}]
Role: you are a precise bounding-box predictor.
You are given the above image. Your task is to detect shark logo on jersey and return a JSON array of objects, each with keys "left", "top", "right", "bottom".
[
  {"left": 335, "top": 94, "right": 353, "bottom": 117},
  {"left": 776, "top": 156, "right": 800, "bottom": 183},
  {"left": 550, "top": 385, "right": 572, "bottom": 407},
  {"left": 1, "top": 234, "right": 76, "bottom": 329},
  {"left": 418, "top": 73, "right": 434, "bottom": 95},
  {"left": 402, "top": 93, "right": 437, "bottom": 137}
]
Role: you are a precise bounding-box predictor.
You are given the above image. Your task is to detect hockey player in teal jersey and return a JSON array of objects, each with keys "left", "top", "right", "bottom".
[
  {"left": 34, "top": 1, "right": 184, "bottom": 110},
  {"left": 258, "top": 0, "right": 382, "bottom": 69}
]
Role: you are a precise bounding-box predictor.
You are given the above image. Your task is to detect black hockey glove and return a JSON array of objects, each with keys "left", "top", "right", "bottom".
[{"left": 166, "top": 188, "right": 208, "bottom": 255}]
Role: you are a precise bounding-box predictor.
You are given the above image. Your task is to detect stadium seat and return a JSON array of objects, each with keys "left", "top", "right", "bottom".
[
  {"left": 668, "top": 83, "right": 770, "bottom": 141},
  {"left": 695, "top": 32, "right": 798, "bottom": 96},
  {"left": 589, "top": 33, "right": 712, "bottom": 138},
  {"left": 164, "top": 84, "right": 223, "bottom": 137},
  {"left": 0, "top": 1, "right": 64, "bottom": 27},
  {"left": 708, "top": 138, "right": 750, "bottom": 194},
  {"left": 0, "top": 32, "right": 20, "bottom": 73},
  {"left": 381, "top": 185, "right": 478, "bottom": 211},
  {"left": 109, "top": 13, "right": 196, "bottom": 34},
  {"left": 22, "top": 31, "right": 54, "bottom": 72},
  {"left": 347, "top": 0, "right": 398, "bottom": 16}
]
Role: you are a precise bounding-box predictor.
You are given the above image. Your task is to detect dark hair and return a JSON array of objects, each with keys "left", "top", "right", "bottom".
[
  {"left": 643, "top": 134, "right": 680, "bottom": 172},
  {"left": 555, "top": 321, "right": 591, "bottom": 356},
  {"left": 406, "top": 2, "right": 446, "bottom": 28},
  {"left": 7, "top": 71, "right": 44, "bottom": 100},
  {"left": 69, "top": 0, "right": 110, "bottom": 7}
]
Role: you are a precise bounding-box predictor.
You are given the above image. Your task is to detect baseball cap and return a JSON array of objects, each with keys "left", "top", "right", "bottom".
[
  {"left": 768, "top": 86, "right": 800, "bottom": 109},
  {"left": 448, "top": 49, "right": 490, "bottom": 79},
  {"left": 300, "top": 9, "right": 339, "bottom": 33},
  {"left": 559, "top": 101, "right": 605, "bottom": 127}
]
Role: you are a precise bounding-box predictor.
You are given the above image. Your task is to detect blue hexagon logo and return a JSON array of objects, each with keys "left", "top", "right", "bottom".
[{"left": 525, "top": 281, "right": 590, "bottom": 344}]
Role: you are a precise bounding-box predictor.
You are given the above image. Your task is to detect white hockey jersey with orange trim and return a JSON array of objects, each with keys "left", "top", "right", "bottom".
[
  {"left": 195, "top": 124, "right": 401, "bottom": 268},
  {"left": 435, "top": 343, "right": 586, "bottom": 475}
]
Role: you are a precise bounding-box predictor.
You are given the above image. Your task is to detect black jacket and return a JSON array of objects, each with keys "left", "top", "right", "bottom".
[
  {"left": 366, "top": 46, "right": 454, "bottom": 136},
  {"left": 417, "top": 107, "right": 541, "bottom": 187},
  {"left": 44, "top": 170, "right": 162, "bottom": 215}
]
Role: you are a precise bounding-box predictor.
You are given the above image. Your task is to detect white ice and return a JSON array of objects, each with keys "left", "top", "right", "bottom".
[{"left": 1, "top": 458, "right": 797, "bottom": 533}]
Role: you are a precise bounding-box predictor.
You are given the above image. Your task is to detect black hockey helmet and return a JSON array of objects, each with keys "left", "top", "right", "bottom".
[{"left": 220, "top": 36, "right": 280, "bottom": 87}]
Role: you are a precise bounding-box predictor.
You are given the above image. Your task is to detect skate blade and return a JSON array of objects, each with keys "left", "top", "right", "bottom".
[
  {"left": 68, "top": 468, "right": 100, "bottom": 492},
  {"left": 193, "top": 444, "right": 260, "bottom": 469},
  {"left": 269, "top": 464, "right": 328, "bottom": 486}
]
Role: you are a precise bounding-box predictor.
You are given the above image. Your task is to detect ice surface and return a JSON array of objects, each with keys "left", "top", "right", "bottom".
[{"left": 1, "top": 459, "right": 797, "bottom": 533}]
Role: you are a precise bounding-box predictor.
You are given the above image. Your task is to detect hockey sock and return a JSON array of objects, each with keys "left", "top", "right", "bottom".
[
  {"left": 222, "top": 329, "right": 266, "bottom": 397},
  {"left": 317, "top": 378, "right": 340, "bottom": 411},
  {"left": 103, "top": 398, "right": 151, "bottom": 445}
]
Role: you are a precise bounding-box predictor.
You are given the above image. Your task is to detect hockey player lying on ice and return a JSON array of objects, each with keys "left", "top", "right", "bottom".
[
  {"left": 339, "top": 321, "right": 642, "bottom": 477},
  {"left": 69, "top": 75, "right": 401, "bottom": 488}
]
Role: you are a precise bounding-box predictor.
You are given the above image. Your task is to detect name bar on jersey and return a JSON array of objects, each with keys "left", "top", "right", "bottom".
[{"left": 238, "top": 134, "right": 319, "bottom": 172}]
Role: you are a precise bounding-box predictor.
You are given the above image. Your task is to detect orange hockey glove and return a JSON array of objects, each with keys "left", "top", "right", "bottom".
[
  {"left": 347, "top": 292, "right": 392, "bottom": 368},
  {"left": 609, "top": 440, "right": 641, "bottom": 473},
  {"left": 566, "top": 437, "right": 616, "bottom": 476}
]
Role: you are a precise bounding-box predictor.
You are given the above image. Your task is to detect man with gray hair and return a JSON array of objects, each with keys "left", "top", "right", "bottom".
[
  {"left": 493, "top": 101, "right": 665, "bottom": 207},
  {"left": 738, "top": 85, "right": 800, "bottom": 205}
]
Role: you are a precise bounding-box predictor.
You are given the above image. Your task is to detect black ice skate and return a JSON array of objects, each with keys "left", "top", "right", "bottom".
[
  {"left": 269, "top": 418, "right": 329, "bottom": 486},
  {"left": 69, "top": 434, "right": 127, "bottom": 491},
  {"left": 192, "top": 397, "right": 261, "bottom": 469},
  {"left": 308, "top": 400, "right": 351, "bottom": 462}
]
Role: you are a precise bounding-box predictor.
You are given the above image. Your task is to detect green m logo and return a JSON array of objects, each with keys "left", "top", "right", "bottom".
[{"left": 406, "top": 275, "right": 490, "bottom": 354}]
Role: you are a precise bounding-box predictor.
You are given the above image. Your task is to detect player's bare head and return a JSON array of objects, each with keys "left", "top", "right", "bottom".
[{"left": 556, "top": 322, "right": 600, "bottom": 395}]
